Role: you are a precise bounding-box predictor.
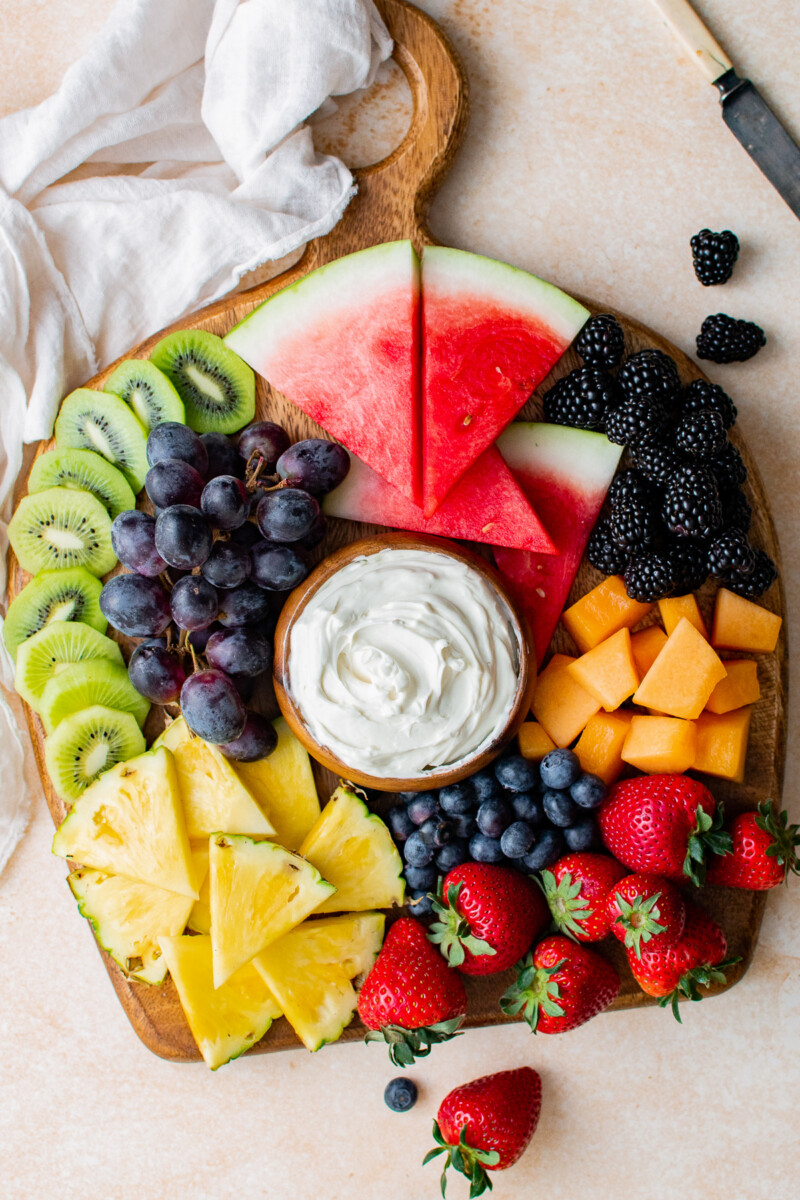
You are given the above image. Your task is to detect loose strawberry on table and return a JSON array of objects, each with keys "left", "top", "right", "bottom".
[
  {"left": 500, "top": 934, "right": 620, "bottom": 1034},
  {"left": 606, "top": 873, "right": 686, "bottom": 958},
  {"left": 707, "top": 801, "right": 800, "bottom": 889},
  {"left": 539, "top": 851, "right": 626, "bottom": 942},
  {"left": 626, "top": 903, "right": 738, "bottom": 1021}
]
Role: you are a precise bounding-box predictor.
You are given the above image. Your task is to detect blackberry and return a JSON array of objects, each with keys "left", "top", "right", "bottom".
[
  {"left": 605, "top": 396, "right": 667, "bottom": 447},
  {"left": 610, "top": 498, "right": 659, "bottom": 552},
  {"left": 680, "top": 379, "right": 737, "bottom": 430},
  {"left": 707, "top": 529, "right": 756, "bottom": 581},
  {"left": 543, "top": 366, "right": 618, "bottom": 430},
  {"left": 690, "top": 228, "right": 740, "bottom": 286},
  {"left": 728, "top": 549, "right": 779, "bottom": 599},
  {"left": 674, "top": 409, "right": 727, "bottom": 460},
  {"left": 666, "top": 537, "right": 709, "bottom": 593},
  {"left": 711, "top": 441, "right": 747, "bottom": 491},
  {"left": 697, "top": 314, "right": 766, "bottom": 363},
  {"left": 587, "top": 519, "right": 629, "bottom": 575},
  {"left": 609, "top": 469, "right": 654, "bottom": 507},
  {"left": 720, "top": 486, "right": 752, "bottom": 533},
  {"left": 624, "top": 550, "right": 675, "bottom": 602},
  {"left": 629, "top": 437, "right": 681, "bottom": 484},
  {"left": 618, "top": 348, "right": 681, "bottom": 408},
  {"left": 663, "top": 464, "right": 723, "bottom": 539},
  {"left": 574, "top": 314, "right": 625, "bottom": 369}
]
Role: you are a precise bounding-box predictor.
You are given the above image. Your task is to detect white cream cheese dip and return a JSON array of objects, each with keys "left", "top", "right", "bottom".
[{"left": 287, "top": 547, "right": 520, "bottom": 777}]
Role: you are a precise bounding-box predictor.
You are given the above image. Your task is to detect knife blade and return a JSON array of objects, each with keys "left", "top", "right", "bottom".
[{"left": 648, "top": 0, "right": 800, "bottom": 219}]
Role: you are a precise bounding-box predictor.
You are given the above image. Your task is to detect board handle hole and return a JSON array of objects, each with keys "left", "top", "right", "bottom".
[{"left": 311, "top": 57, "right": 413, "bottom": 170}]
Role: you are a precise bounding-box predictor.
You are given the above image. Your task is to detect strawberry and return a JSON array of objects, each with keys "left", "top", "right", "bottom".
[
  {"left": 500, "top": 934, "right": 619, "bottom": 1034},
  {"left": 423, "top": 1067, "right": 542, "bottom": 1197},
  {"left": 598, "top": 774, "right": 732, "bottom": 885},
  {"left": 357, "top": 916, "right": 467, "bottom": 1065},
  {"left": 707, "top": 800, "right": 800, "bottom": 890},
  {"left": 539, "top": 852, "right": 626, "bottom": 942},
  {"left": 428, "top": 864, "right": 550, "bottom": 975},
  {"left": 627, "top": 903, "right": 739, "bottom": 1021},
  {"left": 606, "top": 873, "right": 686, "bottom": 958}
]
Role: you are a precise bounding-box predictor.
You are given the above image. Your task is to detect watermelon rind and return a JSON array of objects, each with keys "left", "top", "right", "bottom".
[{"left": 496, "top": 422, "right": 623, "bottom": 495}]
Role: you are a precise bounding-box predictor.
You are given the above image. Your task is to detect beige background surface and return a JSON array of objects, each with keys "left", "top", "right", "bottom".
[{"left": 1, "top": 2, "right": 799, "bottom": 1198}]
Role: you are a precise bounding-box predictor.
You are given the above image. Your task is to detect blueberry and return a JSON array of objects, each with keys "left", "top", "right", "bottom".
[
  {"left": 450, "top": 813, "right": 476, "bottom": 839},
  {"left": 476, "top": 797, "right": 513, "bottom": 838},
  {"left": 564, "top": 817, "right": 602, "bottom": 853},
  {"left": 387, "top": 806, "right": 415, "bottom": 842},
  {"left": 539, "top": 748, "right": 581, "bottom": 790},
  {"left": 438, "top": 782, "right": 474, "bottom": 815},
  {"left": 469, "top": 832, "right": 505, "bottom": 863},
  {"left": 500, "top": 820, "right": 536, "bottom": 859},
  {"left": 403, "top": 831, "right": 434, "bottom": 868},
  {"left": 404, "top": 864, "right": 438, "bottom": 891},
  {"left": 384, "top": 1077, "right": 418, "bottom": 1112},
  {"left": 406, "top": 792, "right": 438, "bottom": 826},
  {"left": 511, "top": 792, "right": 544, "bottom": 825},
  {"left": 471, "top": 768, "right": 503, "bottom": 804},
  {"left": 569, "top": 773, "right": 608, "bottom": 810},
  {"left": 542, "top": 789, "right": 580, "bottom": 828},
  {"left": 418, "top": 818, "right": 453, "bottom": 848},
  {"left": 407, "top": 889, "right": 436, "bottom": 917},
  {"left": 494, "top": 754, "right": 538, "bottom": 792},
  {"left": 522, "top": 829, "right": 566, "bottom": 871}
]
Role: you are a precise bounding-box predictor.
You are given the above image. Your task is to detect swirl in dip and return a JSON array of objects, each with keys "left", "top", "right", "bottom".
[{"left": 286, "top": 547, "right": 520, "bottom": 778}]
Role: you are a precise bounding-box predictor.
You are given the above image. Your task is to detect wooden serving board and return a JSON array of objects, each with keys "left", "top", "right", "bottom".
[{"left": 8, "top": 0, "right": 786, "bottom": 1062}]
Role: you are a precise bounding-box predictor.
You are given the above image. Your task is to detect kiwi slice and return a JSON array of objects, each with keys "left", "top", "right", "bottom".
[
  {"left": 3, "top": 567, "right": 106, "bottom": 662},
  {"left": 44, "top": 705, "right": 145, "bottom": 801},
  {"left": 15, "top": 620, "right": 124, "bottom": 713},
  {"left": 28, "top": 448, "right": 135, "bottom": 520},
  {"left": 150, "top": 330, "right": 255, "bottom": 434},
  {"left": 55, "top": 388, "right": 149, "bottom": 492},
  {"left": 103, "top": 359, "right": 186, "bottom": 430},
  {"left": 8, "top": 487, "right": 117, "bottom": 577},
  {"left": 40, "top": 659, "right": 150, "bottom": 734}
]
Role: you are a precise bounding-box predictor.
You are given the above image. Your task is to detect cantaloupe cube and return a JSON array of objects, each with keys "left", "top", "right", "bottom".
[
  {"left": 574, "top": 710, "right": 634, "bottom": 785},
  {"left": 693, "top": 707, "right": 752, "bottom": 782},
  {"left": 567, "top": 629, "right": 639, "bottom": 711},
  {"left": 630, "top": 626, "right": 668, "bottom": 678},
  {"left": 562, "top": 576, "right": 652, "bottom": 653},
  {"left": 518, "top": 721, "right": 556, "bottom": 761},
  {"left": 633, "top": 617, "right": 728, "bottom": 720},
  {"left": 712, "top": 589, "right": 782, "bottom": 654},
  {"left": 531, "top": 654, "right": 601, "bottom": 748},
  {"left": 621, "top": 715, "right": 697, "bottom": 774},
  {"left": 705, "top": 660, "right": 761, "bottom": 715},
  {"left": 658, "top": 594, "right": 708, "bottom": 639}
]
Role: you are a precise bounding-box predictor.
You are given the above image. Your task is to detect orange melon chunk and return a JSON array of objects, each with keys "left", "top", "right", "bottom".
[
  {"left": 711, "top": 588, "right": 782, "bottom": 654},
  {"left": 531, "top": 654, "right": 601, "bottom": 748},
  {"left": 630, "top": 626, "right": 668, "bottom": 678},
  {"left": 574, "top": 710, "right": 634, "bottom": 785},
  {"left": 621, "top": 715, "right": 697, "bottom": 774},
  {"left": 693, "top": 707, "right": 752, "bottom": 782},
  {"left": 633, "top": 617, "right": 727, "bottom": 720},
  {"left": 705, "top": 660, "right": 761, "bottom": 715},
  {"left": 658, "top": 594, "right": 707, "bottom": 639},
  {"left": 561, "top": 576, "right": 652, "bottom": 653},
  {"left": 567, "top": 629, "right": 639, "bottom": 711},
  {"left": 518, "top": 721, "right": 556, "bottom": 761}
]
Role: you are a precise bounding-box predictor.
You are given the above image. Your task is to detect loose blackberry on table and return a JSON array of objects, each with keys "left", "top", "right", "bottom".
[
  {"left": 542, "top": 365, "right": 618, "bottom": 430},
  {"left": 690, "top": 228, "right": 740, "bottom": 286},
  {"left": 574, "top": 313, "right": 625, "bottom": 369},
  {"left": 696, "top": 313, "right": 766, "bottom": 363}
]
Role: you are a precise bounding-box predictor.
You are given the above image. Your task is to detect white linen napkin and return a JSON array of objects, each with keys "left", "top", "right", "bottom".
[{"left": 0, "top": 0, "right": 392, "bottom": 875}]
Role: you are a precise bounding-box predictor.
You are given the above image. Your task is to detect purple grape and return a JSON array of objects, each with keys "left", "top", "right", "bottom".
[
  {"left": 217, "top": 580, "right": 274, "bottom": 627},
  {"left": 146, "top": 423, "right": 208, "bottom": 475},
  {"left": 201, "top": 541, "right": 251, "bottom": 589},
  {"left": 296, "top": 511, "right": 327, "bottom": 550},
  {"left": 110, "top": 511, "right": 166, "bottom": 577},
  {"left": 100, "top": 574, "right": 172, "bottom": 638},
  {"left": 200, "top": 475, "right": 249, "bottom": 531},
  {"left": 250, "top": 541, "right": 310, "bottom": 590},
  {"left": 238, "top": 422, "right": 291, "bottom": 473},
  {"left": 170, "top": 576, "right": 219, "bottom": 631},
  {"left": 218, "top": 712, "right": 278, "bottom": 762},
  {"left": 256, "top": 488, "right": 319, "bottom": 543},
  {"left": 201, "top": 432, "right": 244, "bottom": 480},
  {"left": 187, "top": 622, "right": 220, "bottom": 653},
  {"left": 145, "top": 460, "right": 205, "bottom": 509},
  {"left": 206, "top": 628, "right": 272, "bottom": 676},
  {"left": 228, "top": 521, "right": 261, "bottom": 549},
  {"left": 128, "top": 642, "right": 186, "bottom": 703},
  {"left": 154, "top": 505, "right": 213, "bottom": 569},
  {"left": 276, "top": 439, "right": 350, "bottom": 495},
  {"left": 181, "top": 669, "right": 246, "bottom": 744}
]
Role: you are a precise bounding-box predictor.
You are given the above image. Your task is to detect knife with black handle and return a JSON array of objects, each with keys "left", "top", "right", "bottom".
[{"left": 648, "top": 0, "right": 800, "bottom": 218}]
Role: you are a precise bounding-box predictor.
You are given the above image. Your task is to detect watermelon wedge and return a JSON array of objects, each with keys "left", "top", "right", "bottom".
[
  {"left": 421, "top": 248, "right": 589, "bottom": 516},
  {"left": 323, "top": 446, "right": 557, "bottom": 553},
  {"left": 225, "top": 242, "right": 421, "bottom": 504},
  {"left": 493, "top": 423, "right": 622, "bottom": 665}
]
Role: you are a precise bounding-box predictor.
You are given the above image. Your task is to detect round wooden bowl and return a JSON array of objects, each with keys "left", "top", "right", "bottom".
[{"left": 273, "top": 531, "right": 536, "bottom": 791}]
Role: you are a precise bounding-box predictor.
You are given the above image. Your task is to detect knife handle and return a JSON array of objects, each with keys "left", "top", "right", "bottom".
[{"left": 646, "top": 0, "right": 733, "bottom": 83}]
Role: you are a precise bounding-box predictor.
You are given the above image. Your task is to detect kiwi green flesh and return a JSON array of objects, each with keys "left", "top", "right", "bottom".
[
  {"left": 7, "top": 487, "right": 117, "bottom": 577},
  {"left": 103, "top": 359, "right": 186, "bottom": 430},
  {"left": 150, "top": 330, "right": 255, "bottom": 434},
  {"left": 14, "top": 620, "right": 124, "bottom": 713},
  {"left": 40, "top": 659, "right": 150, "bottom": 735},
  {"left": 2, "top": 567, "right": 106, "bottom": 662},
  {"left": 28, "top": 448, "right": 136, "bottom": 520},
  {"left": 55, "top": 388, "right": 149, "bottom": 491},
  {"left": 44, "top": 705, "right": 145, "bottom": 801}
]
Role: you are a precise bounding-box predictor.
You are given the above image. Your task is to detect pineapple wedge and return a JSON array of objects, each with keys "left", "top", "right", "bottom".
[
  {"left": 233, "top": 717, "right": 320, "bottom": 850},
  {"left": 254, "top": 913, "right": 384, "bottom": 1051},
  {"left": 210, "top": 834, "right": 335, "bottom": 987},
  {"left": 52, "top": 747, "right": 197, "bottom": 899},
  {"left": 68, "top": 868, "right": 193, "bottom": 984},
  {"left": 158, "top": 934, "right": 282, "bottom": 1070},
  {"left": 187, "top": 840, "right": 211, "bottom": 934},
  {"left": 299, "top": 785, "right": 405, "bottom": 915},
  {"left": 154, "top": 718, "right": 274, "bottom": 839}
]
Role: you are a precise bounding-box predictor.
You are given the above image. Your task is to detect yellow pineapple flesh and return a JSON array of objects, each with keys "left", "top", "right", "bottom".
[
  {"left": 187, "top": 841, "right": 211, "bottom": 934},
  {"left": 233, "top": 717, "right": 320, "bottom": 850}
]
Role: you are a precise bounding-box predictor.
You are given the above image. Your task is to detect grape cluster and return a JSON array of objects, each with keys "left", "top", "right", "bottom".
[{"left": 102, "top": 419, "right": 350, "bottom": 760}]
